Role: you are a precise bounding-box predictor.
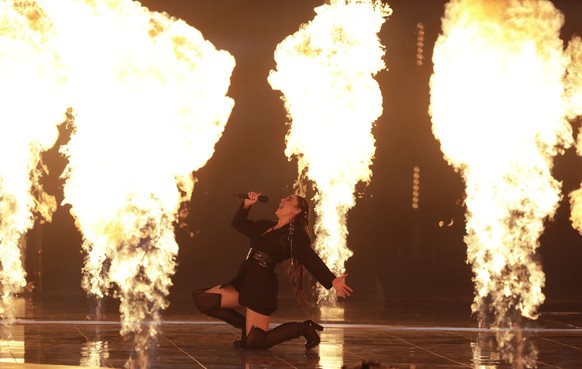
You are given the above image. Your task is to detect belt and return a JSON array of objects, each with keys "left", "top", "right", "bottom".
[{"left": 245, "top": 249, "right": 276, "bottom": 269}]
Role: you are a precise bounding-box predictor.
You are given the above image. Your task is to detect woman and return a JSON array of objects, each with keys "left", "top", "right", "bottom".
[{"left": 192, "top": 191, "right": 352, "bottom": 349}]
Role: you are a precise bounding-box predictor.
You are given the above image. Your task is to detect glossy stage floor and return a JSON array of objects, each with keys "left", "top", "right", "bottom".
[{"left": 1, "top": 294, "right": 582, "bottom": 369}]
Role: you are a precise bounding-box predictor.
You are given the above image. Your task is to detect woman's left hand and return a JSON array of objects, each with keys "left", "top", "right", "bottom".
[{"left": 332, "top": 273, "right": 353, "bottom": 298}]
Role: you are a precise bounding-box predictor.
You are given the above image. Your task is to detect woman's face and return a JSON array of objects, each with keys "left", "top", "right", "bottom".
[{"left": 275, "top": 194, "right": 301, "bottom": 219}]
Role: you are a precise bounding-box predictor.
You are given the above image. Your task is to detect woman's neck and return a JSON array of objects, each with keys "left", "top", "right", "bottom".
[{"left": 274, "top": 217, "right": 293, "bottom": 229}]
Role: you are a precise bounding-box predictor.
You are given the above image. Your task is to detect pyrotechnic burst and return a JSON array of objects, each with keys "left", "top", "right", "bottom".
[
  {"left": 565, "top": 36, "right": 582, "bottom": 234},
  {"left": 430, "top": 0, "right": 573, "bottom": 366},
  {"left": 268, "top": 0, "right": 391, "bottom": 304},
  {"left": 29, "top": 0, "right": 235, "bottom": 366},
  {"left": 0, "top": 0, "right": 67, "bottom": 323}
]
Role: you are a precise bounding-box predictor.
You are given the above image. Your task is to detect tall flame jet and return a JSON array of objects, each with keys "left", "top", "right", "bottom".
[
  {"left": 565, "top": 37, "right": 582, "bottom": 234},
  {"left": 269, "top": 0, "right": 392, "bottom": 304},
  {"left": 0, "top": 1, "right": 66, "bottom": 322},
  {"left": 430, "top": 0, "right": 573, "bottom": 366},
  {"left": 33, "top": 0, "right": 234, "bottom": 366}
]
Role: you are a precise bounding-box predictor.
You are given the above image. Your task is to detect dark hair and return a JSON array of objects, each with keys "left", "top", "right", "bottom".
[
  {"left": 294, "top": 195, "right": 309, "bottom": 230},
  {"left": 288, "top": 194, "right": 310, "bottom": 307}
]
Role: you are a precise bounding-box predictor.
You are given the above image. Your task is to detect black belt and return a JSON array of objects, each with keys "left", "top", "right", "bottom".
[{"left": 246, "top": 249, "right": 276, "bottom": 269}]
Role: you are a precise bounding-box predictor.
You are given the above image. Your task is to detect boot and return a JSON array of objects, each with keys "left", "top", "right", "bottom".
[
  {"left": 240, "top": 320, "right": 324, "bottom": 350},
  {"left": 233, "top": 330, "right": 246, "bottom": 349},
  {"left": 241, "top": 326, "right": 268, "bottom": 349},
  {"left": 303, "top": 320, "right": 324, "bottom": 349},
  {"left": 191, "top": 290, "right": 246, "bottom": 330}
]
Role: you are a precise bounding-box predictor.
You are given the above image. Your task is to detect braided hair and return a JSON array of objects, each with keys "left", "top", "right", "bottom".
[{"left": 288, "top": 195, "right": 310, "bottom": 306}]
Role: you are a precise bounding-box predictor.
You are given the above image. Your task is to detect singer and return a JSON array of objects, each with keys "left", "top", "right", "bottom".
[{"left": 192, "top": 191, "right": 352, "bottom": 350}]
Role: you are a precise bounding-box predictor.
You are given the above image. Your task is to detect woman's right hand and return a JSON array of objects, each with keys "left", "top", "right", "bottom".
[
  {"left": 332, "top": 273, "right": 353, "bottom": 298},
  {"left": 243, "top": 191, "right": 262, "bottom": 209}
]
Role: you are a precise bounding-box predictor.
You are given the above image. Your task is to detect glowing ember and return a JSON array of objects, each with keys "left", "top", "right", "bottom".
[
  {"left": 268, "top": 0, "right": 391, "bottom": 304},
  {"left": 34, "top": 0, "right": 235, "bottom": 366},
  {"left": 0, "top": 0, "right": 65, "bottom": 322},
  {"left": 430, "top": 0, "right": 573, "bottom": 366},
  {"left": 565, "top": 36, "right": 582, "bottom": 234}
]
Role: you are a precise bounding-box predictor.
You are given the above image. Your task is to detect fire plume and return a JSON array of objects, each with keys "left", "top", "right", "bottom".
[
  {"left": 565, "top": 36, "right": 582, "bottom": 234},
  {"left": 268, "top": 0, "right": 391, "bottom": 304},
  {"left": 0, "top": 0, "right": 65, "bottom": 322},
  {"left": 430, "top": 0, "right": 573, "bottom": 365},
  {"left": 32, "top": 0, "right": 235, "bottom": 365}
]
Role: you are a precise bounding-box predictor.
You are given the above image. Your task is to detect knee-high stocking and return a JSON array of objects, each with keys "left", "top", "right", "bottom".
[
  {"left": 191, "top": 290, "right": 246, "bottom": 330},
  {"left": 242, "top": 320, "right": 323, "bottom": 349}
]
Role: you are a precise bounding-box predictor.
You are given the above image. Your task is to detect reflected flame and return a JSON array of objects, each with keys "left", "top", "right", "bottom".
[
  {"left": 430, "top": 0, "right": 572, "bottom": 366},
  {"left": 268, "top": 0, "right": 391, "bottom": 304},
  {"left": 565, "top": 36, "right": 582, "bottom": 234},
  {"left": 319, "top": 306, "right": 345, "bottom": 369},
  {"left": 80, "top": 340, "right": 110, "bottom": 368},
  {"left": 26, "top": 0, "right": 236, "bottom": 366},
  {"left": 0, "top": 0, "right": 65, "bottom": 322},
  {"left": 0, "top": 297, "right": 25, "bottom": 362},
  {"left": 471, "top": 333, "right": 502, "bottom": 369}
]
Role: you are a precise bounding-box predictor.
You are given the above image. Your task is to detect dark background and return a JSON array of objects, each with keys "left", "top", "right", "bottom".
[{"left": 28, "top": 0, "right": 582, "bottom": 306}]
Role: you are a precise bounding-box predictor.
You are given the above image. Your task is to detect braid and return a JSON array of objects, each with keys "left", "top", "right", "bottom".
[{"left": 287, "top": 195, "right": 310, "bottom": 307}]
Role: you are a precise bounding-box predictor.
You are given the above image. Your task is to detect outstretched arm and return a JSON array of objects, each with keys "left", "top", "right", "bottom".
[
  {"left": 294, "top": 234, "right": 354, "bottom": 298},
  {"left": 332, "top": 274, "right": 353, "bottom": 298}
]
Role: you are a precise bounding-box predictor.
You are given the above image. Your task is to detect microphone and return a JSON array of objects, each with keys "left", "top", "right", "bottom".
[{"left": 236, "top": 193, "right": 269, "bottom": 203}]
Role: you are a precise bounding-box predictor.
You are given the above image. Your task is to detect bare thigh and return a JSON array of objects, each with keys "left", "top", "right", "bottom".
[
  {"left": 206, "top": 285, "right": 241, "bottom": 309},
  {"left": 246, "top": 308, "right": 270, "bottom": 335}
]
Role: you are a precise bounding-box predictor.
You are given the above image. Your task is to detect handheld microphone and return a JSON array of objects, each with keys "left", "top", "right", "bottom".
[{"left": 236, "top": 193, "right": 269, "bottom": 203}]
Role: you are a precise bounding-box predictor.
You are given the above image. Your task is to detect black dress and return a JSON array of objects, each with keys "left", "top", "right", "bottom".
[{"left": 223, "top": 205, "right": 336, "bottom": 316}]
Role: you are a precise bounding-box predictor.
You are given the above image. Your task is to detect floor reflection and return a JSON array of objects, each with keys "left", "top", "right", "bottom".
[
  {"left": 80, "top": 339, "right": 110, "bottom": 367},
  {"left": 320, "top": 305, "right": 345, "bottom": 369},
  {"left": 2, "top": 295, "right": 582, "bottom": 368},
  {"left": 0, "top": 325, "right": 24, "bottom": 364},
  {"left": 471, "top": 333, "right": 502, "bottom": 369},
  {"left": 1, "top": 297, "right": 25, "bottom": 364}
]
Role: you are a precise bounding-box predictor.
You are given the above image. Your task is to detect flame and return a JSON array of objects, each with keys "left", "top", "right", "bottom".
[
  {"left": 565, "top": 36, "right": 582, "bottom": 234},
  {"left": 80, "top": 340, "right": 110, "bottom": 367},
  {"left": 430, "top": 0, "right": 573, "bottom": 365},
  {"left": 268, "top": 0, "right": 391, "bottom": 304},
  {"left": 0, "top": 0, "right": 66, "bottom": 322},
  {"left": 15, "top": 0, "right": 236, "bottom": 365}
]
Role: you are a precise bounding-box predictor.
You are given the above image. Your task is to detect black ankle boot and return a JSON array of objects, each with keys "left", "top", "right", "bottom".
[{"left": 303, "top": 320, "right": 324, "bottom": 349}]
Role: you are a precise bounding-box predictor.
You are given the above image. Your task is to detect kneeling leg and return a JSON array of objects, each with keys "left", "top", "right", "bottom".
[
  {"left": 192, "top": 286, "right": 245, "bottom": 330},
  {"left": 242, "top": 309, "right": 323, "bottom": 350}
]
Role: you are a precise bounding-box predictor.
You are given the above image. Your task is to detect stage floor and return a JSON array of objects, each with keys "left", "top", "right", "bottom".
[{"left": 1, "top": 294, "right": 582, "bottom": 368}]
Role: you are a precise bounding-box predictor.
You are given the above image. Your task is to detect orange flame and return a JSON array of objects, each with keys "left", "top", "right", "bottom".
[
  {"left": 565, "top": 36, "right": 582, "bottom": 235},
  {"left": 430, "top": 0, "right": 573, "bottom": 365},
  {"left": 20, "top": 0, "right": 235, "bottom": 366},
  {"left": 269, "top": 0, "right": 391, "bottom": 304},
  {"left": 0, "top": 0, "right": 66, "bottom": 322}
]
